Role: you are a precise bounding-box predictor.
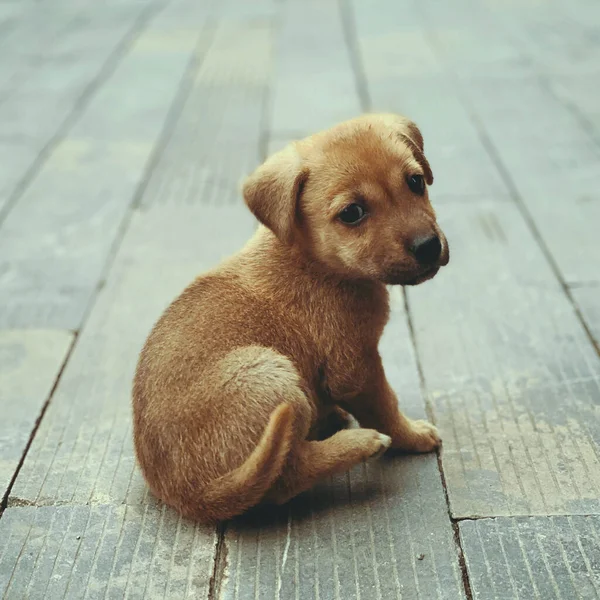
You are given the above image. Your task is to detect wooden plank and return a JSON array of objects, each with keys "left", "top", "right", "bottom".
[
  {"left": 551, "top": 76, "right": 600, "bottom": 132},
  {"left": 0, "top": 0, "right": 209, "bottom": 330},
  {"left": 0, "top": 504, "right": 217, "bottom": 599},
  {"left": 218, "top": 288, "right": 465, "bottom": 599},
  {"left": 572, "top": 287, "right": 600, "bottom": 350},
  {"left": 408, "top": 202, "right": 600, "bottom": 517},
  {"left": 488, "top": 0, "right": 600, "bottom": 77},
  {"left": 270, "top": 0, "right": 362, "bottom": 136},
  {"left": 460, "top": 516, "right": 600, "bottom": 600},
  {"left": 459, "top": 78, "right": 600, "bottom": 285},
  {"left": 0, "top": 330, "right": 73, "bottom": 501},
  {"left": 0, "top": 3, "right": 153, "bottom": 214},
  {"left": 9, "top": 204, "right": 256, "bottom": 507},
  {"left": 142, "top": 21, "right": 274, "bottom": 207}
]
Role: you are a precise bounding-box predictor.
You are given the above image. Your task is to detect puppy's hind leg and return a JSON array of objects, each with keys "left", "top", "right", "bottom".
[{"left": 265, "top": 428, "right": 392, "bottom": 505}]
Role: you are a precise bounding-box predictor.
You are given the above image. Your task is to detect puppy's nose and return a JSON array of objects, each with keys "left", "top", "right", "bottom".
[{"left": 410, "top": 234, "right": 442, "bottom": 265}]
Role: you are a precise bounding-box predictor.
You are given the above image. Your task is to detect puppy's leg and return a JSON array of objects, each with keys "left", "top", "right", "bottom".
[
  {"left": 265, "top": 428, "right": 391, "bottom": 505},
  {"left": 343, "top": 355, "right": 441, "bottom": 453}
]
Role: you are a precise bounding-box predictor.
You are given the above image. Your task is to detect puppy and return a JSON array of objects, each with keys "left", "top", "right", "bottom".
[{"left": 133, "top": 113, "right": 449, "bottom": 523}]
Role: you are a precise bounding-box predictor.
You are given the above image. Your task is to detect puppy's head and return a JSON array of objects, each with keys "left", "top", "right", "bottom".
[{"left": 243, "top": 113, "right": 449, "bottom": 286}]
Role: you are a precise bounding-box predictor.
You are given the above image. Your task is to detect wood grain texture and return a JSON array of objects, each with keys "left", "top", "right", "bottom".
[
  {"left": 409, "top": 202, "right": 600, "bottom": 517},
  {"left": 270, "top": 0, "right": 361, "bottom": 136},
  {"left": 0, "top": 504, "right": 216, "bottom": 600},
  {"left": 9, "top": 205, "right": 256, "bottom": 507},
  {"left": 220, "top": 457, "right": 465, "bottom": 600},
  {"left": 572, "top": 287, "right": 600, "bottom": 351},
  {"left": 460, "top": 517, "right": 600, "bottom": 600},
  {"left": 0, "top": 330, "right": 73, "bottom": 501},
  {"left": 0, "top": 2, "right": 155, "bottom": 215},
  {"left": 455, "top": 78, "right": 600, "bottom": 285},
  {"left": 141, "top": 21, "right": 274, "bottom": 207},
  {"left": 0, "top": 0, "right": 208, "bottom": 330}
]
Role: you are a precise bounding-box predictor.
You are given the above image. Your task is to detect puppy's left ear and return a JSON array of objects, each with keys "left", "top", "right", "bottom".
[
  {"left": 399, "top": 120, "right": 434, "bottom": 186},
  {"left": 381, "top": 114, "right": 434, "bottom": 185},
  {"left": 243, "top": 145, "right": 309, "bottom": 244}
]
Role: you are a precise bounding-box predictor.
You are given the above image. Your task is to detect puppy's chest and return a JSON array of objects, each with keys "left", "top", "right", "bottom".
[
  {"left": 315, "top": 352, "right": 368, "bottom": 403},
  {"left": 299, "top": 287, "right": 388, "bottom": 401},
  {"left": 312, "top": 330, "right": 373, "bottom": 402}
]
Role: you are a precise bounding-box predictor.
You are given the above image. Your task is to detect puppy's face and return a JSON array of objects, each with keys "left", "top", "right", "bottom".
[{"left": 244, "top": 114, "right": 449, "bottom": 286}]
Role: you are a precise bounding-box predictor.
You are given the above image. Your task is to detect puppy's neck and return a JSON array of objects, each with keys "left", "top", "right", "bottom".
[{"left": 241, "top": 226, "right": 388, "bottom": 304}]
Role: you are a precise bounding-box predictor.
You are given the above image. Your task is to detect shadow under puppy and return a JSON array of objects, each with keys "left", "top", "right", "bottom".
[{"left": 133, "top": 113, "right": 450, "bottom": 523}]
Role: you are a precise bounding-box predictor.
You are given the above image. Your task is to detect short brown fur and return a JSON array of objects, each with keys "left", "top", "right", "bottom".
[{"left": 133, "top": 114, "right": 450, "bottom": 523}]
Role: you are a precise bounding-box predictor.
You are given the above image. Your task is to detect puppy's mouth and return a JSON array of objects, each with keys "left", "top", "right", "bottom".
[
  {"left": 382, "top": 265, "right": 440, "bottom": 286},
  {"left": 403, "top": 266, "right": 439, "bottom": 286}
]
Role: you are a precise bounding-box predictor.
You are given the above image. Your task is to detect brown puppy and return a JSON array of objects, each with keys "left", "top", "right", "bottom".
[{"left": 133, "top": 113, "right": 449, "bottom": 523}]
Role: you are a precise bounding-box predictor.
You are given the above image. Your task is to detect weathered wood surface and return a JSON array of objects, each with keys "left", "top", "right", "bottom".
[
  {"left": 220, "top": 457, "right": 465, "bottom": 600},
  {"left": 460, "top": 517, "right": 600, "bottom": 600},
  {"left": 0, "top": 2, "right": 160, "bottom": 216},
  {"left": 0, "top": 504, "right": 216, "bottom": 600},
  {"left": 573, "top": 287, "right": 600, "bottom": 350},
  {"left": 1, "top": 0, "right": 600, "bottom": 596},
  {"left": 0, "top": 331, "right": 73, "bottom": 502}
]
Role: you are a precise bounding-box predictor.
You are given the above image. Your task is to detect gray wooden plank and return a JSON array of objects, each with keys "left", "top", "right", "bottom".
[
  {"left": 142, "top": 21, "right": 273, "bottom": 206},
  {"left": 221, "top": 455, "right": 465, "bottom": 600},
  {"left": 551, "top": 76, "right": 600, "bottom": 132},
  {"left": 0, "top": 4, "right": 149, "bottom": 214},
  {"left": 9, "top": 204, "right": 256, "bottom": 507},
  {"left": 0, "top": 142, "right": 39, "bottom": 214},
  {"left": 460, "top": 516, "right": 600, "bottom": 600},
  {"left": 0, "top": 504, "right": 217, "bottom": 600},
  {"left": 270, "top": 0, "right": 361, "bottom": 135},
  {"left": 487, "top": 0, "right": 600, "bottom": 77},
  {"left": 218, "top": 287, "right": 464, "bottom": 599},
  {"left": 214, "top": 0, "right": 278, "bottom": 21},
  {"left": 0, "top": 330, "right": 73, "bottom": 501},
  {"left": 408, "top": 202, "right": 600, "bottom": 517},
  {"left": 572, "top": 287, "right": 600, "bottom": 351},
  {"left": 459, "top": 78, "right": 600, "bottom": 285},
  {"left": 0, "top": 0, "right": 208, "bottom": 330}
]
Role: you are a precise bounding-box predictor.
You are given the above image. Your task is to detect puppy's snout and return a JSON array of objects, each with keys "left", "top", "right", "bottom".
[{"left": 410, "top": 234, "right": 442, "bottom": 265}]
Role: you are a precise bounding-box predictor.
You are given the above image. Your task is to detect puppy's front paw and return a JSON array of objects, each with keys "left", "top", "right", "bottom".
[
  {"left": 394, "top": 419, "right": 441, "bottom": 453},
  {"left": 362, "top": 431, "right": 392, "bottom": 461}
]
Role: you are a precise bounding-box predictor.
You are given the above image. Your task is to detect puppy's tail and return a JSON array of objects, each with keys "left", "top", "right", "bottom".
[{"left": 190, "top": 403, "right": 295, "bottom": 523}]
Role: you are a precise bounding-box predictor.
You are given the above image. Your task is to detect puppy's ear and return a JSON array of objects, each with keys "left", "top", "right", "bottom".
[
  {"left": 381, "top": 114, "right": 434, "bottom": 185},
  {"left": 399, "top": 120, "right": 434, "bottom": 186},
  {"left": 243, "top": 145, "right": 309, "bottom": 244}
]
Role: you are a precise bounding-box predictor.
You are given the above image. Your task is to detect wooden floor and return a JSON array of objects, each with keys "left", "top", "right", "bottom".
[{"left": 1, "top": 0, "right": 600, "bottom": 598}]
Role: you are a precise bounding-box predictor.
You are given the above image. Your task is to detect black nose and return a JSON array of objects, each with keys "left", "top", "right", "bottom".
[{"left": 410, "top": 234, "right": 442, "bottom": 265}]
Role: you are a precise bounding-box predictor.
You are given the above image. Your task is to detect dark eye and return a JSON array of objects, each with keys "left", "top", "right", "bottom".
[
  {"left": 407, "top": 174, "right": 425, "bottom": 195},
  {"left": 339, "top": 203, "right": 367, "bottom": 225}
]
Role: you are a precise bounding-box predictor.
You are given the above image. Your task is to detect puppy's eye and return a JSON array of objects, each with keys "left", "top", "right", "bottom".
[
  {"left": 407, "top": 174, "right": 425, "bottom": 195},
  {"left": 339, "top": 203, "right": 367, "bottom": 225}
]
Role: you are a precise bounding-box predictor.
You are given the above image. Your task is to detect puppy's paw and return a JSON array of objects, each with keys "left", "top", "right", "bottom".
[
  {"left": 362, "top": 431, "right": 392, "bottom": 461},
  {"left": 394, "top": 419, "right": 441, "bottom": 453}
]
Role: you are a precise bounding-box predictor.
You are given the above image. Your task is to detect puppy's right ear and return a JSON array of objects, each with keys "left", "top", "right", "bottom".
[{"left": 243, "top": 145, "right": 309, "bottom": 244}]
